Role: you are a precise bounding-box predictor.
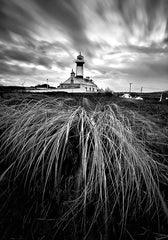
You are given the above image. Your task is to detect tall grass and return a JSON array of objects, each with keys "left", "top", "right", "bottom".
[{"left": 0, "top": 97, "right": 168, "bottom": 239}]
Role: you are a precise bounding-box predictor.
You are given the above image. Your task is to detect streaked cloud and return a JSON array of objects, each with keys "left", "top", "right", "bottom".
[{"left": 0, "top": 0, "right": 168, "bottom": 91}]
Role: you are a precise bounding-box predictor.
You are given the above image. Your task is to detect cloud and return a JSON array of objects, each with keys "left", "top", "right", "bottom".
[
  {"left": 0, "top": 0, "right": 168, "bottom": 91},
  {"left": 37, "top": 57, "right": 53, "bottom": 69},
  {"left": 148, "top": 59, "right": 168, "bottom": 77},
  {"left": 33, "top": 0, "right": 93, "bottom": 52},
  {"left": 114, "top": 0, "right": 168, "bottom": 41},
  {"left": 127, "top": 44, "right": 168, "bottom": 54},
  {"left": 0, "top": 40, "right": 73, "bottom": 71},
  {"left": 0, "top": 60, "right": 35, "bottom": 75},
  {"left": 1, "top": 0, "right": 168, "bottom": 53},
  {"left": 0, "top": 0, "right": 39, "bottom": 42},
  {"left": 4, "top": 49, "right": 35, "bottom": 64}
]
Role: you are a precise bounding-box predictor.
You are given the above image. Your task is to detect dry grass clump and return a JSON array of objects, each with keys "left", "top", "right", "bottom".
[{"left": 0, "top": 98, "right": 168, "bottom": 239}]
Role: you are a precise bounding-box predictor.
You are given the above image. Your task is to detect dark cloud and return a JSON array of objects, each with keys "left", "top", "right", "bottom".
[
  {"left": 127, "top": 44, "right": 168, "bottom": 54},
  {"left": 0, "top": 0, "right": 99, "bottom": 57},
  {"left": 0, "top": 41, "right": 55, "bottom": 69},
  {"left": 0, "top": 61, "right": 35, "bottom": 75},
  {"left": 34, "top": 0, "right": 82, "bottom": 29},
  {"left": 37, "top": 40, "right": 71, "bottom": 55},
  {"left": 109, "top": 60, "right": 168, "bottom": 82},
  {"left": 113, "top": 0, "right": 168, "bottom": 40},
  {"left": 163, "top": 36, "right": 168, "bottom": 44},
  {"left": 4, "top": 49, "right": 35, "bottom": 63},
  {"left": 0, "top": 0, "right": 168, "bottom": 48},
  {"left": 38, "top": 57, "right": 53, "bottom": 69},
  {"left": 0, "top": 0, "right": 14, "bottom": 41},
  {"left": 34, "top": 0, "right": 92, "bottom": 51},
  {"left": 0, "top": 0, "right": 38, "bottom": 42},
  {"left": 148, "top": 60, "right": 168, "bottom": 76}
]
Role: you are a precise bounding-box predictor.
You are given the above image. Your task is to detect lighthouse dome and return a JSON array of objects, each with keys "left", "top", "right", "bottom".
[{"left": 77, "top": 53, "right": 84, "bottom": 60}]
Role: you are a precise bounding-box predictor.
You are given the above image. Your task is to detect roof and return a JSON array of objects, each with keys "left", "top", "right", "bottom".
[{"left": 61, "top": 77, "right": 98, "bottom": 87}]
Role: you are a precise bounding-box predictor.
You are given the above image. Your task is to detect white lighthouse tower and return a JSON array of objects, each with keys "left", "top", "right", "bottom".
[{"left": 75, "top": 53, "right": 85, "bottom": 78}]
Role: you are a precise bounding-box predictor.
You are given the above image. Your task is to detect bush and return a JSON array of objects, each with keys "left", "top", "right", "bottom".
[{"left": 104, "top": 87, "right": 114, "bottom": 96}]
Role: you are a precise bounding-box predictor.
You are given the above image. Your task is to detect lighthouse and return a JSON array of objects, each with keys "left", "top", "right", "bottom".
[
  {"left": 75, "top": 53, "right": 85, "bottom": 78},
  {"left": 57, "top": 53, "right": 99, "bottom": 93}
]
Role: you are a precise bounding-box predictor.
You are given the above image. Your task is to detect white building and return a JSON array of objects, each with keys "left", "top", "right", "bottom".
[
  {"left": 135, "top": 96, "right": 143, "bottom": 100},
  {"left": 121, "top": 93, "right": 132, "bottom": 99},
  {"left": 57, "top": 53, "right": 99, "bottom": 93}
]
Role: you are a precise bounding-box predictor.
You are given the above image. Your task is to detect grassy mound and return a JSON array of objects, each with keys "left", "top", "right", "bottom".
[{"left": 0, "top": 98, "right": 168, "bottom": 239}]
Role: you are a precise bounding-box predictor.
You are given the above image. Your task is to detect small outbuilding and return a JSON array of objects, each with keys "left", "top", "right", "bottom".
[
  {"left": 135, "top": 96, "right": 143, "bottom": 100},
  {"left": 121, "top": 93, "right": 132, "bottom": 99}
]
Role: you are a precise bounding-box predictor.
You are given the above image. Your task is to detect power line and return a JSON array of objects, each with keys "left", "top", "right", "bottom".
[
  {"left": 143, "top": 87, "right": 167, "bottom": 91},
  {"left": 129, "top": 86, "right": 167, "bottom": 92}
]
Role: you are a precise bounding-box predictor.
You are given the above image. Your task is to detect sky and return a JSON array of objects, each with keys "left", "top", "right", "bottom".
[{"left": 0, "top": 0, "right": 168, "bottom": 92}]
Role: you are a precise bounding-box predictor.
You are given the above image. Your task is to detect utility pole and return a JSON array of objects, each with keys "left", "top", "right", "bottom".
[
  {"left": 159, "top": 91, "right": 163, "bottom": 102},
  {"left": 141, "top": 86, "right": 143, "bottom": 94},
  {"left": 21, "top": 80, "right": 25, "bottom": 87},
  {"left": 129, "top": 83, "right": 132, "bottom": 93}
]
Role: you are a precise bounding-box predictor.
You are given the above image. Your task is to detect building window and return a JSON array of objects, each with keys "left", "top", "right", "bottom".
[
  {"left": 89, "top": 87, "right": 91, "bottom": 91},
  {"left": 85, "top": 87, "right": 87, "bottom": 91},
  {"left": 93, "top": 88, "right": 94, "bottom": 91}
]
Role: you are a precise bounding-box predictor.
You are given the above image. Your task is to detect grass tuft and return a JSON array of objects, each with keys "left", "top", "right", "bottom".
[{"left": 0, "top": 97, "right": 168, "bottom": 239}]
